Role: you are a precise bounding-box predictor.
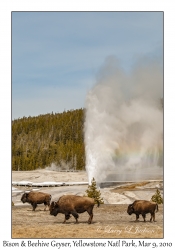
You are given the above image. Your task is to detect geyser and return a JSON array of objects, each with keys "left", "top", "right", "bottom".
[{"left": 84, "top": 56, "right": 163, "bottom": 184}]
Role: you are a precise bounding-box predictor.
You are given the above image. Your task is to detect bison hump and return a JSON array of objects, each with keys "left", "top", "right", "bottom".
[{"left": 58, "top": 195, "right": 95, "bottom": 206}]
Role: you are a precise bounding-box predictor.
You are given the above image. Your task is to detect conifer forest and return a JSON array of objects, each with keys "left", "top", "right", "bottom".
[{"left": 12, "top": 109, "right": 85, "bottom": 171}]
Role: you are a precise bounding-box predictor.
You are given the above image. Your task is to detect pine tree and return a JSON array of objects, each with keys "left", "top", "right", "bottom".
[
  {"left": 12, "top": 109, "right": 85, "bottom": 171},
  {"left": 85, "top": 177, "right": 104, "bottom": 204},
  {"left": 151, "top": 189, "right": 163, "bottom": 204}
]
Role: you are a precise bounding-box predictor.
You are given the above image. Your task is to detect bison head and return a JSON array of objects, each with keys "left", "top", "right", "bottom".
[
  {"left": 127, "top": 204, "right": 134, "bottom": 215},
  {"left": 49, "top": 201, "right": 59, "bottom": 216},
  {"left": 21, "top": 193, "right": 29, "bottom": 203}
]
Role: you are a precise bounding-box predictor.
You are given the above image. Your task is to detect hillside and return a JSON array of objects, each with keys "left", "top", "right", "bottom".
[{"left": 12, "top": 109, "right": 85, "bottom": 171}]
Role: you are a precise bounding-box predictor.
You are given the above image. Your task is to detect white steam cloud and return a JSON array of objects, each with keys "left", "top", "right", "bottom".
[{"left": 84, "top": 56, "right": 163, "bottom": 184}]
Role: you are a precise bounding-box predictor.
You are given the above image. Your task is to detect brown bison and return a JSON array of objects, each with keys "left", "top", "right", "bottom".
[
  {"left": 21, "top": 191, "right": 51, "bottom": 211},
  {"left": 127, "top": 200, "right": 158, "bottom": 222},
  {"left": 49, "top": 195, "right": 100, "bottom": 224}
]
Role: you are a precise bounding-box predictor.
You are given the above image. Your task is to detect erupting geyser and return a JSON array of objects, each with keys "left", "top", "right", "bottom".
[{"left": 84, "top": 56, "right": 163, "bottom": 184}]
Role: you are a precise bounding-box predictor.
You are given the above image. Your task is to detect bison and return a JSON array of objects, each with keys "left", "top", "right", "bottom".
[
  {"left": 127, "top": 200, "right": 158, "bottom": 222},
  {"left": 49, "top": 195, "right": 100, "bottom": 224},
  {"left": 21, "top": 191, "right": 51, "bottom": 211}
]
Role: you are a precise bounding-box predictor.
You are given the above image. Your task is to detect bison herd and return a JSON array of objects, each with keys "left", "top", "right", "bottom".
[{"left": 20, "top": 191, "right": 159, "bottom": 224}]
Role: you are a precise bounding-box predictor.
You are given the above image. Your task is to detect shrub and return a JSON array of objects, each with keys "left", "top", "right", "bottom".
[
  {"left": 151, "top": 189, "right": 163, "bottom": 204},
  {"left": 85, "top": 177, "right": 104, "bottom": 204}
]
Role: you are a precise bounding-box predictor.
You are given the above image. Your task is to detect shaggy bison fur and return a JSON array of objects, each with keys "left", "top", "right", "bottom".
[
  {"left": 49, "top": 195, "right": 100, "bottom": 224},
  {"left": 127, "top": 200, "right": 158, "bottom": 222},
  {"left": 21, "top": 191, "right": 51, "bottom": 211}
]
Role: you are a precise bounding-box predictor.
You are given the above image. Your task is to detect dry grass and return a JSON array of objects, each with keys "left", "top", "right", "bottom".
[{"left": 12, "top": 204, "right": 163, "bottom": 239}]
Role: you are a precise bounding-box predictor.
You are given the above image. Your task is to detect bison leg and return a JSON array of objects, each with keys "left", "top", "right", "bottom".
[
  {"left": 88, "top": 213, "right": 93, "bottom": 224},
  {"left": 32, "top": 203, "right": 37, "bottom": 211},
  {"left": 71, "top": 211, "right": 79, "bottom": 223},
  {"left": 87, "top": 207, "right": 94, "bottom": 224},
  {"left": 135, "top": 214, "right": 139, "bottom": 221},
  {"left": 150, "top": 213, "right": 156, "bottom": 222},
  {"left": 44, "top": 202, "right": 47, "bottom": 211},
  {"left": 153, "top": 213, "right": 156, "bottom": 222},
  {"left": 142, "top": 214, "right": 146, "bottom": 222},
  {"left": 63, "top": 216, "right": 66, "bottom": 224},
  {"left": 44, "top": 202, "right": 49, "bottom": 211},
  {"left": 63, "top": 214, "right": 71, "bottom": 223}
]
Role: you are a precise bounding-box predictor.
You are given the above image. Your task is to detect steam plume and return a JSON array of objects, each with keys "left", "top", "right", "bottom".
[{"left": 84, "top": 56, "right": 163, "bottom": 184}]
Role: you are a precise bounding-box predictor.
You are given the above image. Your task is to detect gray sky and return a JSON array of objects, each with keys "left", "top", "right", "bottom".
[{"left": 12, "top": 11, "right": 163, "bottom": 119}]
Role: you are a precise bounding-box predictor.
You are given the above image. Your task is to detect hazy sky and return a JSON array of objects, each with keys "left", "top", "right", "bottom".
[{"left": 12, "top": 11, "right": 163, "bottom": 119}]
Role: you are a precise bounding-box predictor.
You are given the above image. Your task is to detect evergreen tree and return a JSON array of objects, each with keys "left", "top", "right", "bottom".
[
  {"left": 151, "top": 189, "right": 163, "bottom": 204},
  {"left": 12, "top": 109, "right": 85, "bottom": 171},
  {"left": 85, "top": 177, "right": 104, "bottom": 204}
]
